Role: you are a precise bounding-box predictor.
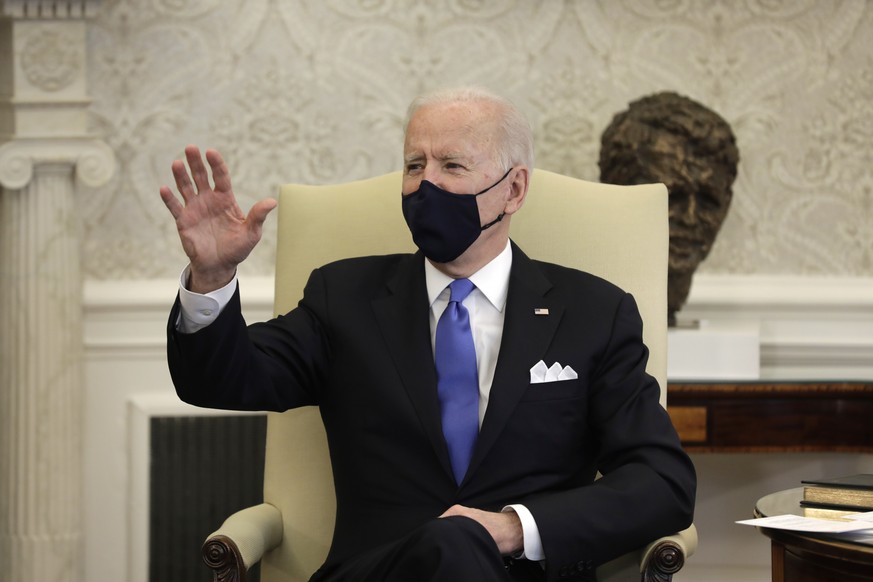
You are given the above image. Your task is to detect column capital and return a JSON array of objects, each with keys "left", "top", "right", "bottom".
[
  {"left": 0, "top": 136, "right": 114, "bottom": 189},
  {"left": 0, "top": 1, "right": 101, "bottom": 19}
]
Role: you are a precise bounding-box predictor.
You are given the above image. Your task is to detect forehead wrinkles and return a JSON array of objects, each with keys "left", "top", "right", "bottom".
[{"left": 405, "top": 103, "right": 501, "bottom": 163}]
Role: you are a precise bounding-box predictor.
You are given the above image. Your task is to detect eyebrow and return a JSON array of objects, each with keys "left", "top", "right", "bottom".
[{"left": 403, "top": 152, "right": 473, "bottom": 164}]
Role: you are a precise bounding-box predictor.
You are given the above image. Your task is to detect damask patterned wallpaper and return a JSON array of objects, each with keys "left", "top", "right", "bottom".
[{"left": 83, "top": 0, "right": 873, "bottom": 279}]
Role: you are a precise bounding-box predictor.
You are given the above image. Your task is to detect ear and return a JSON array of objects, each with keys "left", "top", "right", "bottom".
[{"left": 503, "top": 166, "right": 530, "bottom": 216}]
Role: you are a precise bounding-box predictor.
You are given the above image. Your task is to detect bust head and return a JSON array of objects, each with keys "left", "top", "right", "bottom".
[{"left": 599, "top": 92, "right": 739, "bottom": 325}]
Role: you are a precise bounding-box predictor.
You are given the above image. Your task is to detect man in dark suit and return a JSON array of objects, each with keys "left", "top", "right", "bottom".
[{"left": 160, "top": 87, "right": 695, "bottom": 582}]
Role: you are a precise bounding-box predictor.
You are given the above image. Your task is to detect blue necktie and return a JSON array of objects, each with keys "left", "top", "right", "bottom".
[{"left": 435, "top": 278, "right": 479, "bottom": 484}]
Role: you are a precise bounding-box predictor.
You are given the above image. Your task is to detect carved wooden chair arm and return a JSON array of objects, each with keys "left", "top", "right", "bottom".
[
  {"left": 639, "top": 524, "right": 698, "bottom": 582},
  {"left": 202, "top": 503, "right": 283, "bottom": 582},
  {"left": 200, "top": 505, "right": 696, "bottom": 582}
]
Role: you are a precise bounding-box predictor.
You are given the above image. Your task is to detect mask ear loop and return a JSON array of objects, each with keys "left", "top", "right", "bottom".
[
  {"left": 480, "top": 213, "right": 504, "bottom": 230},
  {"left": 473, "top": 167, "right": 514, "bottom": 196},
  {"left": 475, "top": 167, "right": 513, "bottom": 231}
]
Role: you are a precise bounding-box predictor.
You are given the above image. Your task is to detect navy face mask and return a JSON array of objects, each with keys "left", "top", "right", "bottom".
[{"left": 401, "top": 168, "right": 512, "bottom": 263}]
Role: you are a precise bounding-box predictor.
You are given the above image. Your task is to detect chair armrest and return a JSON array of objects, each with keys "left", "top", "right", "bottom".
[
  {"left": 202, "top": 503, "right": 284, "bottom": 582},
  {"left": 640, "top": 524, "right": 698, "bottom": 582}
]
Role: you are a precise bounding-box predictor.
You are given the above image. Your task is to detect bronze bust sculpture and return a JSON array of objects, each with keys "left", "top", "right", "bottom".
[{"left": 599, "top": 92, "right": 739, "bottom": 326}]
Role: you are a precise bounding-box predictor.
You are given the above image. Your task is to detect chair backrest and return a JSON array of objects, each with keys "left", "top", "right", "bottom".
[{"left": 261, "top": 170, "right": 668, "bottom": 581}]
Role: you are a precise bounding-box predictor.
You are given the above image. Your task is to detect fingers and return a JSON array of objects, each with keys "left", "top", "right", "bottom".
[
  {"left": 439, "top": 505, "right": 523, "bottom": 555},
  {"left": 161, "top": 146, "right": 209, "bottom": 218},
  {"left": 185, "top": 145, "right": 212, "bottom": 194},
  {"left": 173, "top": 146, "right": 233, "bottom": 196},
  {"left": 166, "top": 146, "right": 222, "bottom": 205},
  {"left": 159, "top": 185, "right": 184, "bottom": 220},
  {"left": 205, "top": 149, "right": 233, "bottom": 193},
  {"left": 163, "top": 147, "right": 273, "bottom": 233},
  {"left": 439, "top": 504, "right": 468, "bottom": 518},
  {"left": 171, "top": 157, "right": 198, "bottom": 204}
]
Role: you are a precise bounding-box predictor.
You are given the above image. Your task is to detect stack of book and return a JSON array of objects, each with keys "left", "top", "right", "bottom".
[{"left": 801, "top": 474, "right": 873, "bottom": 519}]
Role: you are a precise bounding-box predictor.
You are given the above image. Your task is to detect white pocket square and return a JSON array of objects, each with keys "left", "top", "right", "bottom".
[{"left": 529, "top": 360, "right": 578, "bottom": 383}]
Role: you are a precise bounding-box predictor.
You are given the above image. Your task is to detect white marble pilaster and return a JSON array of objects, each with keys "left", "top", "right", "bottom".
[
  {"left": 0, "top": 162, "right": 83, "bottom": 581},
  {"left": 0, "top": 2, "right": 111, "bottom": 581}
]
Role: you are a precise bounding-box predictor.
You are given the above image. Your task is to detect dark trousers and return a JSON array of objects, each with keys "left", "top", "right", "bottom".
[{"left": 310, "top": 516, "right": 546, "bottom": 582}]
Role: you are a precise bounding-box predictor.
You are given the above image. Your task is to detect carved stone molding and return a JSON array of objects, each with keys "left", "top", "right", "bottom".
[
  {"left": 0, "top": 137, "right": 114, "bottom": 189},
  {"left": 20, "top": 27, "right": 82, "bottom": 91},
  {"left": 1, "top": 164, "right": 87, "bottom": 581},
  {"left": 0, "top": 0, "right": 100, "bottom": 19},
  {"left": 0, "top": 4, "right": 107, "bottom": 582}
]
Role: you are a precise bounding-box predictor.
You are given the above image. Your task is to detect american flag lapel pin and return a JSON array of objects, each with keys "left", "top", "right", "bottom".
[{"left": 534, "top": 308, "right": 549, "bottom": 316}]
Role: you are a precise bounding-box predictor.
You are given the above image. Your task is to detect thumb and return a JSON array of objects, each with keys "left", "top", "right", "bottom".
[{"left": 247, "top": 198, "right": 278, "bottom": 228}]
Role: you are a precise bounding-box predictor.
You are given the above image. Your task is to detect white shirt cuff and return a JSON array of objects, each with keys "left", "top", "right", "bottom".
[
  {"left": 503, "top": 504, "right": 545, "bottom": 561},
  {"left": 176, "top": 265, "right": 238, "bottom": 333}
]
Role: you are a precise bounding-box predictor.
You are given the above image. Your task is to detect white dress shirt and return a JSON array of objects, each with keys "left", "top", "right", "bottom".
[{"left": 175, "top": 240, "right": 545, "bottom": 561}]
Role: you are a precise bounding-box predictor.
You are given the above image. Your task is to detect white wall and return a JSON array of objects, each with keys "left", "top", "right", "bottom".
[
  {"left": 82, "top": 274, "right": 873, "bottom": 581},
  {"left": 82, "top": 277, "right": 273, "bottom": 582}
]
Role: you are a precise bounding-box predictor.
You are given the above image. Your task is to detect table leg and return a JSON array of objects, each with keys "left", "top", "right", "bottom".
[{"left": 771, "top": 540, "right": 785, "bottom": 582}]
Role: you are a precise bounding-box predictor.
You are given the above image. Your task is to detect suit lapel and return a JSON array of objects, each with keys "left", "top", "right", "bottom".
[
  {"left": 371, "top": 252, "right": 454, "bottom": 479},
  {"left": 465, "top": 243, "right": 565, "bottom": 483}
]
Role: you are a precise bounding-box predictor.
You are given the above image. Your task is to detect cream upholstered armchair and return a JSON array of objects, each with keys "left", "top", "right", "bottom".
[{"left": 201, "top": 169, "right": 697, "bottom": 582}]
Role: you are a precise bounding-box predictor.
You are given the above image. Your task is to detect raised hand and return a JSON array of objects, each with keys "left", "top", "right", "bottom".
[{"left": 159, "top": 146, "right": 277, "bottom": 293}]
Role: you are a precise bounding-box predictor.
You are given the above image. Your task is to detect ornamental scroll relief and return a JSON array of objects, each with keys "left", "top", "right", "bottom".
[
  {"left": 21, "top": 29, "right": 82, "bottom": 92},
  {"left": 80, "top": 0, "right": 872, "bottom": 280}
]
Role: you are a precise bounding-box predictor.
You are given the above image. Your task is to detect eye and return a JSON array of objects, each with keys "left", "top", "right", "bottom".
[
  {"left": 405, "top": 162, "right": 423, "bottom": 174},
  {"left": 696, "top": 187, "right": 725, "bottom": 211}
]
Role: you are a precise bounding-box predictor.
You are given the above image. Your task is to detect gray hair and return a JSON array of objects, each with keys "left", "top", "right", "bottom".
[{"left": 404, "top": 86, "right": 535, "bottom": 171}]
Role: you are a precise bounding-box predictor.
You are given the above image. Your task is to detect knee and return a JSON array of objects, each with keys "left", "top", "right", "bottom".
[
  {"left": 408, "top": 516, "right": 507, "bottom": 577},
  {"left": 412, "top": 515, "right": 494, "bottom": 555}
]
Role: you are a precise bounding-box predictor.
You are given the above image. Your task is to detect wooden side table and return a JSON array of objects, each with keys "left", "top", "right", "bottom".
[
  {"left": 754, "top": 488, "right": 873, "bottom": 581},
  {"left": 666, "top": 381, "right": 873, "bottom": 453}
]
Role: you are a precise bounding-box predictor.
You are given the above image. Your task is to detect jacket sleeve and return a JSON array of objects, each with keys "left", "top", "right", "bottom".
[{"left": 166, "top": 270, "right": 331, "bottom": 412}]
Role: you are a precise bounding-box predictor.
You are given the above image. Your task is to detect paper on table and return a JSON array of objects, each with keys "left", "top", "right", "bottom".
[
  {"left": 838, "top": 523, "right": 873, "bottom": 544},
  {"left": 846, "top": 510, "right": 873, "bottom": 523},
  {"left": 737, "top": 514, "right": 873, "bottom": 533}
]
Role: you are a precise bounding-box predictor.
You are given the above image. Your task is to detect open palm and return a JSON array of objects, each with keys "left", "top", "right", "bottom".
[{"left": 159, "top": 146, "right": 277, "bottom": 293}]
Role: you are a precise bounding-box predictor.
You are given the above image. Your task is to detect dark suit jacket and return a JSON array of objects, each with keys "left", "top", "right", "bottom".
[{"left": 167, "top": 242, "right": 695, "bottom": 581}]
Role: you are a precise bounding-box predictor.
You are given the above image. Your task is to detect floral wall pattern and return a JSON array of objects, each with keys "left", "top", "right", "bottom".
[{"left": 83, "top": 0, "right": 873, "bottom": 279}]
